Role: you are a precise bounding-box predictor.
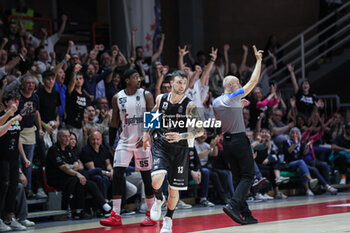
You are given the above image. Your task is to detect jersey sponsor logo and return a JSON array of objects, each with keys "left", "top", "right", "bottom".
[
  {"left": 125, "top": 113, "right": 143, "bottom": 125},
  {"left": 143, "top": 111, "right": 162, "bottom": 129}
]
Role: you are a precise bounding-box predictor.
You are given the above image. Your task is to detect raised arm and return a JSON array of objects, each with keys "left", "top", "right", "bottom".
[
  {"left": 67, "top": 64, "right": 82, "bottom": 95},
  {"left": 201, "top": 47, "right": 217, "bottom": 86},
  {"left": 243, "top": 45, "right": 263, "bottom": 97},
  {"left": 239, "top": 44, "right": 249, "bottom": 73},
  {"left": 223, "top": 44, "right": 230, "bottom": 75},
  {"left": 1, "top": 38, "right": 8, "bottom": 50},
  {"left": 0, "top": 114, "right": 22, "bottom": 137},
  {"left": 57, "top": 14, "right": 68, "bottom": 37},
  {"left": 287, "top": 64, "right": 299, "bottom": 94},
  {"left": 155, "top": 64, "right": 165, "bottom": 97},
  {"left": 131, "top": 28, "right": 137, "bottom": 59},
  {"left": 268, "top": 50, "right": 278, "bottom": 71},
  {"left": 152, "top": 33, "right": 165, "bottom": 62},
  {"left": 178, "top": 45, "right": 189, "bottom": 70},
  {"left": 4, "top": 47, "right": 27, "bottom": 73}
]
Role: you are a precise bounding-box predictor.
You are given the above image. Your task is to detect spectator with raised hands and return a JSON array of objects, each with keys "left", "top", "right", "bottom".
[
  {"left": 187, "top": 47, "right": 216, "bottom": 120},
  {"left": 65, "top": 64, "right": 86, "bottom": 151},
  {"left": 131, "top": 28, "right": 165, "bottom": 86},
  {"left": 54, "top": 54, "right": 70, "bottom": 126},
  {"left": 0, "top": 46, "right": 27, "bottom": 81},
  {"left": 27, "top": 14, "right": 68, "bottom": 59},
  {"left": 287, "top": 63, "right": 317, "bottom": 118}
]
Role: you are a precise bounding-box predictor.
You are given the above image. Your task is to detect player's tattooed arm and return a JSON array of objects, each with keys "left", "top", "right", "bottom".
[
  {"left": 182, "top": 101, "right": 204, "bottom": 139},
  {"left": 166, "top": 101, "right": 204, "bottom": 143}
]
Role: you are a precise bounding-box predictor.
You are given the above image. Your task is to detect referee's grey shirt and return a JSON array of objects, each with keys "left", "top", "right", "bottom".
[{"left": 213, "top": 88, "right": 246, "bottom": 134}]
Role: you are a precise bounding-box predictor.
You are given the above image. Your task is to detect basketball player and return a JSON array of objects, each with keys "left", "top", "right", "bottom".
[
  {"left": 100, "top": 69, "right": 156, "bottom": 226},
  {"left": 213, "top": 45, "right": 263, "bottom": 225},
  {"left": 143, "top": 70, "right": 204, "bottom": 233}
]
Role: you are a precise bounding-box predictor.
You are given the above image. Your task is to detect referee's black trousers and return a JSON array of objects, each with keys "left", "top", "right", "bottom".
[{"left": 223, "top": 132, "right": 255, "bottom": 217}]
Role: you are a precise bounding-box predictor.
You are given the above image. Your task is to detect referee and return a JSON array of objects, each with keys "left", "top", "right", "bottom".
[{"left": 213, "top": 45, "right": 263, "bottom": 225}]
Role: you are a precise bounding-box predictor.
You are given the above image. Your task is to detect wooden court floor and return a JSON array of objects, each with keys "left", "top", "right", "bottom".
[{"left": 28, "top": 192, "right": 350, "bottom": 233}]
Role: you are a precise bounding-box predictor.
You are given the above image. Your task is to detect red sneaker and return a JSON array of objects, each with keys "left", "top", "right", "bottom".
[
  {"left": 140, "top": 211, "right": 157, "bottom": 226},
  {"left": 100, "top": 210, "right": 122, "bottom": 226}
]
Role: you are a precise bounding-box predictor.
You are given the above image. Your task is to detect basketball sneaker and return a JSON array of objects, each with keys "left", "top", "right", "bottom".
[
  {"left": 100, "top": 210, "right": 122, "bottom": 226},
  {"left": 140, "top": 211, "right": 157, "bottom": 226}
]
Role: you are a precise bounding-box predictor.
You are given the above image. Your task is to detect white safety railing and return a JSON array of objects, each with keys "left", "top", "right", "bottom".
[{"left": 263, "top": 1, "right": 350, "bottom": 86}]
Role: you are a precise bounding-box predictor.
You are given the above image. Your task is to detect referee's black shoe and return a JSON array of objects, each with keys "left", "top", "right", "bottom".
[
  {"left": 223, "top": 204, "right": 245, "bottom": 225},
  {"left": 243, "top": 215, "right": 258, "bottom": 224}
]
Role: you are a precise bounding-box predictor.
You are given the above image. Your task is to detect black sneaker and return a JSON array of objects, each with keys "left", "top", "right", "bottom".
[
  {"left": 121, "top": 207, "right": 136, "bottom": 215},
  {"left": 73, "top": 211, "right": 92, "bottom": 220},
  {"left": 243, "top": 215, "right": 258, "bottom": 224},
  {"left": 223, "top": 204, "right": 245, "bottom": 225}
]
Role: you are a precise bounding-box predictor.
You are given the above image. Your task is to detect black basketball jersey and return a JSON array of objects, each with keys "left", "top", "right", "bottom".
[{"left": 156, "top": 93, "right": 192, "bottom": 147}]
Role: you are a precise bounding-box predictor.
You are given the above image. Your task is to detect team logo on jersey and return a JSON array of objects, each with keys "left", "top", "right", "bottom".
[
  {"left": 162, "top": 102, "right": 168, "bottom": 110},
  {"left": 143, "top": 111, "right": 162, "bottom": 129},
  {"left": 136, "top": 96, "right": 140, "bottom": 101}
]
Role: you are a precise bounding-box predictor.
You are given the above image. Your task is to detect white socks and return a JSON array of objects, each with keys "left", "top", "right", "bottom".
[{"left": 112, "top": 199, "right": 121, "bottom": 214}]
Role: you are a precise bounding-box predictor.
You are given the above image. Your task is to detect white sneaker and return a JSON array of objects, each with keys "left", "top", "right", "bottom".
[
  {"left": 275, "top": 192, "right": 288, "bottom": 199},
  {"left": 306, "top": 189, "right": 314, "bottom": 196},
  {"left": 255, "top": 193, "right": 267, "bottom": 201},
  {"left": 340, "top": 178, "right": 346, "bottom": 185},
  {"left": 160, "top": 216, "right": 173, "bottom": 233},
  {"left": 275, "top": 176, "right": 290, "bottom": 185},
  {"left": 309, "top": 178, "right": 318, "bottom": 189},
  {"left": 262, "top": 193, "right": 274, "bottom": 200},
  {"left": 36, "top": 188, "right": 48, "bottom": 199},
  {"left": 8, "top": 218, "right": 26, "bottom": 231},
  {"left": 150, "top": 196, "right": 165, "bottom": 221},
  {"left": 176, "top": 200, "right": 192, "bottom": 209},
  {"left": 0, "top": 219, "right": 11, "bottom": 232},
  {"left": 19, "top": 219, "right": 35, "bottom": 227}
]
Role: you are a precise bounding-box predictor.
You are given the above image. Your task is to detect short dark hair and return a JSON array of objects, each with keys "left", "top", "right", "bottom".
[
  {"left": 42, "top": 70, "right": 55, "bottom": 79},
  {"left": 169, "top": 70, "right": 188, "bottom": 80},
  {"left": 2, "top": 90, "right": 20, "bottom": 105}
]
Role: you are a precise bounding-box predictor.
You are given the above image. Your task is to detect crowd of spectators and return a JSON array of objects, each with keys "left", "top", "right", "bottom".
[{"left": 1, "top": 2, "right": 350, "bottom": 231}]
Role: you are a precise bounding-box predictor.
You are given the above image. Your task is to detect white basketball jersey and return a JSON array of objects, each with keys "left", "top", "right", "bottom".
[{"left": 116, "top": 88, "right": 146, "bottom": 151}]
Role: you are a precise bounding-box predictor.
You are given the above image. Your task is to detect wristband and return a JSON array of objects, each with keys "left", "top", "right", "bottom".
[
  {"left": 71, "top": 164, "right": 75, "bottom": 169},
  {"left": 12, "top": 118, "right": 19, "bottom": 126},
  {"left": 210, "top": 58, "right": 215, "bottom": 62},
  {"left": 44, "top": 123, "right": 48, "bottom": 129},
  {"left": 62, "top": 59, "right": 67, "bottom": 65}
]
